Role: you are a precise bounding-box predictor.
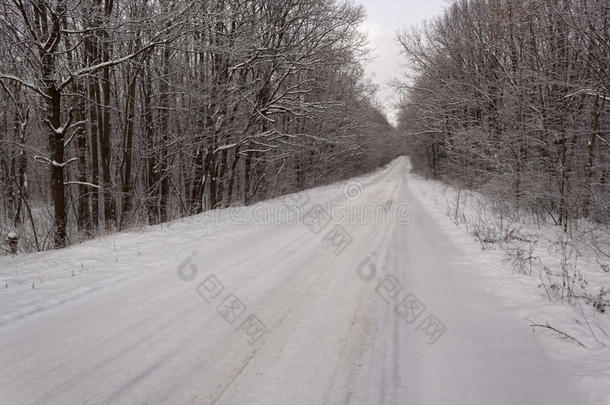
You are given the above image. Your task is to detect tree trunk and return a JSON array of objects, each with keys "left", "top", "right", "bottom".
[
  {"left": 47, "top": 86, "right": 67, "bottom": 248},
  {"left": 583, "top": 95, "right": 602, "bottom": 218},
  {"left": 120, "top": 71, "right": 137, "bottom": 229}
]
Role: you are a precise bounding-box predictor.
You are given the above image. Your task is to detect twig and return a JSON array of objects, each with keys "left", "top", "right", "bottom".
[
  {"left": 528, "top": 320, "right": 587, "bottom": 348},
  {"left": 537, "top": 271, "right": 553, "bottom": 302},
  {"left": 575, "top": 299, "right": 605, "bottom": 347}
]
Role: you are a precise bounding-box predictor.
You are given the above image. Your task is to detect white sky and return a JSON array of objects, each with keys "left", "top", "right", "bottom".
[{"left": 355, "top": 0, "right": 449, "bottom": 124}]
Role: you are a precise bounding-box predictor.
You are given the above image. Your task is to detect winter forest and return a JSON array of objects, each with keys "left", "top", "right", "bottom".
[
  {"left": 397, "top": 0, "right": 610, "bottom": 232},
  {"left": 2, "top": 0, "right": 610, "bottom": 403},
  {"left": 1, "top": 0, "right": 609, "bottom": 258},
  {"left": 0, "top": 0, "right": 402, "bottom": 251}
]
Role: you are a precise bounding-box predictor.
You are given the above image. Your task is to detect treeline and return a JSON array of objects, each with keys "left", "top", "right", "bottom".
[
  {"left": 0, "top": 0, "right": 402, "bottom": 252},
  {"left": 397, "top": 0, "right": 609, "bottom": 230}
]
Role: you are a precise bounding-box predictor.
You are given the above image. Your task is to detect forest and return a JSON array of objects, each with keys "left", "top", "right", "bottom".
[
  {"left": 0, "top": 0, "right": 403, "bottom": 252},
  {"left": 397, "top": 0, "right": 610, "bottom": 232}
]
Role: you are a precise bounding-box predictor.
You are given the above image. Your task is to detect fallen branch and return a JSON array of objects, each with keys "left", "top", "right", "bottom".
[
  {"left": 64, "top": 181, "right": 101, "bottom": 189},
  {"left": 528, "top": 321, "right": 587, "bottom": 348}
]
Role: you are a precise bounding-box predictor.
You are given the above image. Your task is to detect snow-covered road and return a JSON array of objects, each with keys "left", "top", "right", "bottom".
[{"left": 0, "top": 158, "right": 591, "bottom": 404}]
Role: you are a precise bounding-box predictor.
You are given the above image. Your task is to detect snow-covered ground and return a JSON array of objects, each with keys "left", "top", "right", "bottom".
[
  {"left": 407, "top": 172, "right": 610, "bottom": 402},
  {"left": 0, "top": 157, "right": 607, "bottom": 404}
]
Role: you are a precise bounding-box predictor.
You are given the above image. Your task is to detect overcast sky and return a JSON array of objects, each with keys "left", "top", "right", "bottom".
[{"left": 355, "top": 0, "right": 449, "bottom": 124}]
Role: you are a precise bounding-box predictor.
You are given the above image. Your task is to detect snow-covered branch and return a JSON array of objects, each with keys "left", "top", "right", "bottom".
[{"left": 33, "top": 156, "right": 78, "bottom": 168}]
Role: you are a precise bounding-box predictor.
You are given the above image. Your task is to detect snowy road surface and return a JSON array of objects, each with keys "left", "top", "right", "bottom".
[{"left": 0, "top": 158, "right": 591, "bottom": 404}]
